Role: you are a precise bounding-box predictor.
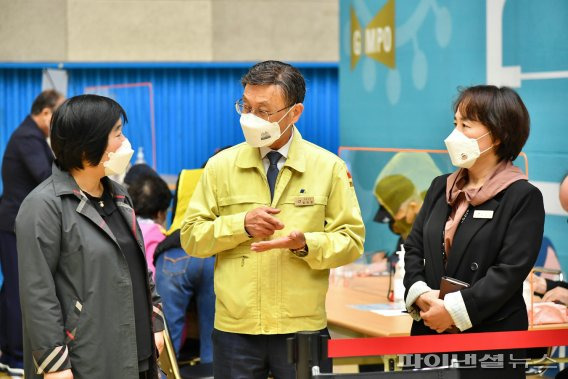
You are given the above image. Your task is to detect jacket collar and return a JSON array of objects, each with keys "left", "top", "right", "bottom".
[
  {"left": 22, "top": 115, "right": 45, "bottom": 138},
  {"left": 51, "top": 163, "right": 143, "bottom": 249},
  {"left": 52, "top": 162, "right": 129, "bottom": 200},
  {"left": 235, "top": 126, "right": 306, "bottom": 173},
  {"left": 424, "top": 178, "right": 503, "bottom": 279}
]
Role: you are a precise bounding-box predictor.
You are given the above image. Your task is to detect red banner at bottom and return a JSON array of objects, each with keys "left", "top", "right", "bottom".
[{"left": 328, "top": 329, "right": 568, "bottom": 358}]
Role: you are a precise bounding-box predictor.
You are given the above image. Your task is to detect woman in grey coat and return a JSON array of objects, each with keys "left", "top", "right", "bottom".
[{"left": 15, "top": 95, "right": 165, "bottom": 379}]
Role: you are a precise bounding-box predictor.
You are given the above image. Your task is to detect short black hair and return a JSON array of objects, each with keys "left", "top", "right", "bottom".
[
  {"left": 31, "top": 89, "right": 63, "bottom": 115},
  {"left": 241, "top": 60, "right": 306, "bottom": 105},
  {"left": 127, "top": 174, "right": 172, "bottom": 220},
  {"left": 50, "top": 94, "right": 128, "bottom": 171},
  {"left": 454, "top": 85, "right": 530, "bottom": 162}
]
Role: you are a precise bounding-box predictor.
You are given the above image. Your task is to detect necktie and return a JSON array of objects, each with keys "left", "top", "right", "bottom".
[{"left": 266, "top": 151, "right": 282, "bottom": 201}]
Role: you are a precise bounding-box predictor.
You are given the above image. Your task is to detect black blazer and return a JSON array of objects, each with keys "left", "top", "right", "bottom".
[
  {"left": 404, "top": 173, "right": 544, "bottom": 335},
  {"left": 0, "top": 116, "right": 53, "bottom": 232}
]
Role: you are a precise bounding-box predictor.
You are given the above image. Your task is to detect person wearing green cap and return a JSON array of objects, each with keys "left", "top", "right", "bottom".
[
  {"left": 374, "top": 174, "right": 422, "bottom": 240},
  {"left": 372, "top": 153, "right": 442, "bottom": 307},
  {"left": 373, "top": 152, "right": 442, "bottom": 242}
]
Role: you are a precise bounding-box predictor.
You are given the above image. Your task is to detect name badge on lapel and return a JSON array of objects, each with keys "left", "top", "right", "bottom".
[
  {"left": 473, "top": 210, "right": 494, "bottom": 219},
  {"left": 294, "top": 196, "right": 315, "bottom": 206}
]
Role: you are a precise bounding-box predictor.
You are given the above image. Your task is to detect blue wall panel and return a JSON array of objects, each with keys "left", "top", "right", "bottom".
[
  {"left": 0, "top": 69, "right": 42, "bottom": 194},
  {"left": 339, "top": 0, "right": 568, "bottom": 270},
  {"left": 0, "top": 64, "right": 338, "bottom": 192}
]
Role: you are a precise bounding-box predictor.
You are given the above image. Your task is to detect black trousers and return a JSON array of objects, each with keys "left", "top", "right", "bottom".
[
  {"left": 212, "top": 328, "right": 332, "bottom": 379},
  {"left": 0, "top": 230, "right": 23, "bottom": 368}
]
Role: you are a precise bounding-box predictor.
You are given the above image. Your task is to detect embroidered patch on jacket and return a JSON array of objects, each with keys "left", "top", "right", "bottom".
[{"left": 347, "top": 170, "right": 354, "bottom": 187}]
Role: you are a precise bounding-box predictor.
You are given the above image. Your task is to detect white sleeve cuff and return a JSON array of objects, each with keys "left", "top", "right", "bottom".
[
  {"left": 405, "top": 281, "right": 431, "bottom": 321},
  {"left": 444, "top": 291, "right": 472, "bottom": 331}
]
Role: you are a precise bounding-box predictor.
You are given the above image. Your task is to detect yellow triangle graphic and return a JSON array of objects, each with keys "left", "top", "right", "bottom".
[
  {"left": 365, "top": 0, "right": 396, "bottom": 68},
  {"left": 350, "top": 6, "right": 363, "bottom": 70}
]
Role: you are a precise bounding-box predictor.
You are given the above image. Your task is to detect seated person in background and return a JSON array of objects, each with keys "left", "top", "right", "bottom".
[
  {"left": 529, "top": 174, "right": 568, "bottom": 306},
  {"left": 373, "top": 152, "right": 442, "bottom": 243},
  {"left": 127, "top": 172, "right": 172, "bottom": 277},
  {"left": 124, "top": 163, "right": 160, "bottom": 187},
  {"left": 372, "top": 152, "right": 442, "bottom": 268},
  {"left": 531, "top": 175, "right": 568, "bottom": 306},
  {"left": 154, "top": 169, "right": 215, "bottom": 364},
  {"left": 374, "top": 174, "right": 422, "bottom": 242}
]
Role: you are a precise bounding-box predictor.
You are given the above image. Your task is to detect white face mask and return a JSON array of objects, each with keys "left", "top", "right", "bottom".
[
  {"left": 239, "top": 106, "right": 295, "bottom": 148},
  {"left": 103, "top": 138, "right": 134, "bottom": 176},
  {"left": 444, "top": 129, "right": 492, "bottom": 169}
]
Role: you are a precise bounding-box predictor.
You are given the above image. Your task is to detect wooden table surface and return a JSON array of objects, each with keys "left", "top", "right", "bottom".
[
  {"left": 325, "top": 274, "right": 568, "bottom": 338},
  {"left": 326, "top": 275, "right": 412, "bottom": 338}
]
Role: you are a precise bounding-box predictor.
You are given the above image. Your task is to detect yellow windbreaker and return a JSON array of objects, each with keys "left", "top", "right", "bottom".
[{"left": 181, "top": 128, "right": 365, "bottom": 334}]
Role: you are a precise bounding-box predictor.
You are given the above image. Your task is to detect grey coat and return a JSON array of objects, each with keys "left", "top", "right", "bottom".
[{"left": 15, "top": 164, "right": 165, "bottom": 379}]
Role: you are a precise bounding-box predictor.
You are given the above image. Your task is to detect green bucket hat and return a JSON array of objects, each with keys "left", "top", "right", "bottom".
[{"left": 374, "top": 174, "right": 416, "bottom": 218}]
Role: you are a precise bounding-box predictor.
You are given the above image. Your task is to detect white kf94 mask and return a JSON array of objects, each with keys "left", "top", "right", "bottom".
[
  {"left": 239, "top": 106, "right": 295, "bottom": 148},
  {"left": 444, "top": 129, "right": 492, "bottom": 169},
  {"left": 103, "top": 138, "right": 134, "bottom": 176}
]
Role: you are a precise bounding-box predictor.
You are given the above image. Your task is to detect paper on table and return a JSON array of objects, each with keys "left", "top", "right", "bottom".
[
  {"left": 349, "top": 303, "right": 407, "bottom": 316},
  {"left": 370, "top": 309, "right": 407, "bottom": 317}
]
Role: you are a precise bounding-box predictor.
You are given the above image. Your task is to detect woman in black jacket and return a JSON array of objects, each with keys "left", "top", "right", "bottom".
[{"left": 403, "top": 85, "right": 545, "bottom": 378}]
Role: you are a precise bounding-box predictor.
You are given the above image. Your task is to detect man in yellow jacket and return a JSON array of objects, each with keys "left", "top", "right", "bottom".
[{"left": 181, "top": 60, "right": 365, "bottom": 377}]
